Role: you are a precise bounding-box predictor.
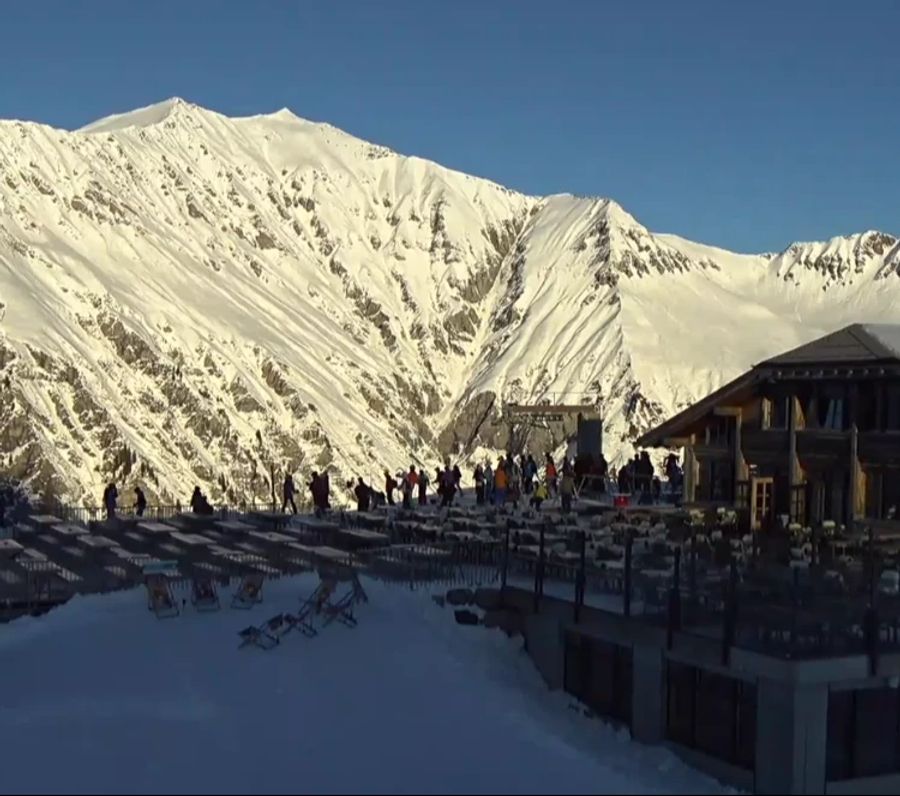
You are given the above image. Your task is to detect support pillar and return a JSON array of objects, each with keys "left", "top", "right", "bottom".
[
  {"left": 631, "top": 645, "right": 665, "bottom": 743},
  {"left": 755, "top": 679, "right": 828, "bottom": 795}
]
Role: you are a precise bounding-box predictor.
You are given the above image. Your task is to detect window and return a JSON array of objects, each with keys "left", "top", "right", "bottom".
[
  {"left": 763, "top": 396, "right": 791, "bottom": 429},
  {"left": 699, "top": 459, "right": 734, "bottom": 502},
  {"left": 887, "top": 385, "right": 900, "bottom": 431},
  {"left": 666, "top": 663, "right": 756, "bottom": 771},
  {"left": 821, "top": 397, "right": 847, "bottom": 430},
  {"left": 827, "top": 687, "right": 900, "bottom": 781},
  {"left": 707, "top": 417, "right": 733, "bottom": 446},
  {"left": 564, "top": 633, "right": 633, "bottom": 727},
  {"left": 869, "top": 469, "right": 900, "bottom": 520}
]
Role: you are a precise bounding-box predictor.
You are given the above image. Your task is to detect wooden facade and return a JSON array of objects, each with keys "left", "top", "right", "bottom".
[{"left": 637, "top": 325, "right": 900, "bottom": 531}]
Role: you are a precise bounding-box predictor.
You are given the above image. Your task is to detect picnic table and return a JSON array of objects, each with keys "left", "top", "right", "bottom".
[
  {"left": 215, "top": 519, "right": 256, "bottom": 533},
  {"left": 28, "top": 514, "right": 63, "bottom": 527},
  {"left": 0, "top": 539, "right": 24, "bottom": 559},
  {"left": 51, "top": 524, "right": 90, "bottom": 537},
  {"left": 137, "top": 521, "right": 177, "bottom": 534},
  {"left": 248, "top": 530, "right": 297, "bottom": 544},
  {"left": 78, "top": 535, "right": 117, "bottom": 549},
  {"left": 170, "top": 532, "right": 215, "bottom": 547}
]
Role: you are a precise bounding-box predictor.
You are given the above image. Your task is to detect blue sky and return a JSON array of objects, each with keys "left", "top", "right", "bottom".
[{"left": 2, "top": 0, "right": 898, "bottom": 253}]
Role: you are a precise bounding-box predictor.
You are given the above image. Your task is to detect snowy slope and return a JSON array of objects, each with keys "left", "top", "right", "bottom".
[
  {"left": 0, "top": 576, "right": 727, "bottom": 795},
  {"left": 0, "top": 98, "right": 898, "bottom": 506}
]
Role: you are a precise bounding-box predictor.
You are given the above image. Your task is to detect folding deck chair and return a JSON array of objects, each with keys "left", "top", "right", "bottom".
[
  {"left": 145, "top": 573, "right": 180, "bottom": 618},
  {"left": 313, "top": 563, "right": 369, "bottom": 628},
  {"left": 238, "top": 613, "right": 294, "bottom": 650},
  {"left": 191, "top": 577, "right": 220, "bottom": 612},
  {"left": 232, "top": 572, "right": 264, "bottom": 609}
]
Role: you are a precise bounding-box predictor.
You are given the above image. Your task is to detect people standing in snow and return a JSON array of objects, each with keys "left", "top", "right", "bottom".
[
  {"left": 560, "top": 466, "right": 575, "bottom": 514},
  {"left": 452, "top": 464, "right": 462, "bottom": 492},
  {"left": 531, "top": 480, "right": 549, "bottom": 512},
  {"left": 401, "top": 471, "right": 413, "bottom": 510},
  {"left": 494, "top": 457, "right": 508, "bottom": 506},
  {"left": 133, "top": 486, "right": 147, "bottom": 517},
  {"left": 354, "top": 477, "right": 371, "bottom": 512},
  {"left": 484, "top": 460, "right": 494, "bottom": 505},
  {"left": 282, "top": 472, "right": 297, "bottom": 514},
  {"left": 441, "top": 465, "right": 456, "bottom": 507},
  {"left": 524, "top": 454, "right": 538, "bottom": 495},
  {"left": 545, "top": 453, "right": 558, "bottom": 497},
  {"left": 474, "top": 463, "right": 485, "bottom": 505},
  {"left": 102, "top": 482, "right": 118, "bottom": 520},
  {"left": 384, "top": 470, "right": 398, "bottom": 506},
  {"left": 309, "top": 472, "right": 328, "bottom": 516},
  {"left": 434, "top": 466, "right": 444, "bottom": 505},
  {"left": 190, "top": 485, "right": 213, "bottom": 515},
  {"left": 418, "top": 468, "right": 429, "bottom": 506}
]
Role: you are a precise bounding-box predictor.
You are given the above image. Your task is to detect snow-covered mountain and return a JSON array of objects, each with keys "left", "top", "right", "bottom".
[{"left": 1, "top": 97, "right": 898, "bottom": 507}]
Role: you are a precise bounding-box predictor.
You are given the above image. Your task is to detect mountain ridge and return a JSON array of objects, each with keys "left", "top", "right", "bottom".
[{"left": 0, "top": 99, "right": 898, "bottom": 507}]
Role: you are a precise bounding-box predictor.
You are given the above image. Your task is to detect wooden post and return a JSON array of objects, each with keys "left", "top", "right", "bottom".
[
  {"left": 787, "top": 396, "right": 798, "bottom": 520},
  {"left": 684, "top": 437, "right": 698, "bottom": 503},
  {"left": 623, "top": 533, "right": 633, "bottom": 617},
  {"left": 574, "top": 531, "right": 586, "bottom": 623},
  {"left": 733, "top": 412, "right": 744, "bottom": 508},
  {"left": 849, "top": 423, "right": 861, "bottom": 530}
]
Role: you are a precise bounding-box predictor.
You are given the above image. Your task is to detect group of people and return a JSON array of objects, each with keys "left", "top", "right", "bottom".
[{"left": 95, "top": 447, "right": 685, "bottom": 522}]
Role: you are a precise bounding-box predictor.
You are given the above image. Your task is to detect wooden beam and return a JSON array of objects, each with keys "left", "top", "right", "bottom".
[
  {"left": 713, "top": 406, "right": 743, "bottom": 417},
  {"left": 663, "top": 436, "right": 691, "bottom": 447}
]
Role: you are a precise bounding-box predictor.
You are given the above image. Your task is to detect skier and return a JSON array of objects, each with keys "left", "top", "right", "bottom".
[
  {"left": 531, "top": 480, "right": 549, "bottom": 512},
  {"left": 134, "top": 486, "right": 147, "bottom": 518},
  {"left": 401, "top": 472, "right": 413, "bottom": 510},
  {"left": 282, "top": 472, "right": 297, "bottom": 514},
  {"left": 525, "top": 454, "right": 538, "bottom": 494},
  {"left": 354, "top": 477, "right": 371, "bottom": 512},
  {"left": 545, "top": 453, "right": 558, "bottom": 497},
  {"left": 418, "top": 468, "right": 429, "bottom": 506},
  {"left": 494, "top": 458, "right": 508, "bottom": 506},
  {"left": 560, "top": 466, "right": 575, "bottom": 514},
  {"left": 441, "top": 465, "right": 456, "bottom": 507},
  {"left": 474, "top": 463, "right": 485, "bottom": 505},
  {"left": 384, "top": 470, "right": 398, "bottom": 506},
  {"left": 102, "top": 482, "right": 118, "bottom": 520}
]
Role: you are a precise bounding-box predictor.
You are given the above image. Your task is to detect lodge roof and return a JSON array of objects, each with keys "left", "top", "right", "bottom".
[{"left": 636, "top": 323, "right": 900, "bottom": 448}]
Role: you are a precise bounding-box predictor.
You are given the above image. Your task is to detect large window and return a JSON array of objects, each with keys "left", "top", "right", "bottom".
[
  {"left": 707, "top": 417, "right": 733, "bottom": 446},
  {"left": 827, "top": 687, "right": 900, "bottom": 781},
  {"left": 866, "top": 468, "right": 900, "bottom": 520},
  {"left": 564, "top": 633, "right": 633, "bottom": 727},
  {"left": 887, "top": 385, "right": 900, "bottom": 431},
  {"left": 666, "top": 663, "right": 756, "bottom": 771},
  {"left": 699, "top": 459, "right": 734, "bottom": 503},
  {"left": 763, "top": 396, "right": 791, "bottom": 430}
]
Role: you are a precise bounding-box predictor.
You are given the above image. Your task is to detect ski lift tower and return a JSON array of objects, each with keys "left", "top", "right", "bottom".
[{"left": 501, "top": 391, "right": 603, "bottom": 459}]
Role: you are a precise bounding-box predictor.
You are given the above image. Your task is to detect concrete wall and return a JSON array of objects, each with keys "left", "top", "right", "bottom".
[{"left": 499, "top": 586, "right": 900, "bottom": 795}]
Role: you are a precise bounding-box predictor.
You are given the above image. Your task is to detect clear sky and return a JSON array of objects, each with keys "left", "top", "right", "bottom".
[{"left": 2, "top": 0, "right": 898, "bottom": 253}]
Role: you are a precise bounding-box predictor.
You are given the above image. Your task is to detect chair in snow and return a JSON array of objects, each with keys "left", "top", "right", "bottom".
[
  {"left": 191, "top": 577, "right": 220, "bottom": 612},
  {"left": 238, "top": 613, "right": 293, "bottom": 650},
  {"left": 313, "top": 564, "right": 369, "bottom": 628},
  {"left": 232, "top": 572, "right": 264, "bottom": 609},
  {"left": 145, "top": 573, "right": 179, "bottom": 618}
]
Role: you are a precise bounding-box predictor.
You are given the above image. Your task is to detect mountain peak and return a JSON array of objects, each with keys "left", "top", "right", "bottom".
[{"left": 78, "top": 97, "right": 196, "bottom": 134}]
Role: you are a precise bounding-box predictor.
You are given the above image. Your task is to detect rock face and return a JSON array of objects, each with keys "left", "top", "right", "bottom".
[{"left": 1, "top": 98, "right": 899, "bottom": 507}]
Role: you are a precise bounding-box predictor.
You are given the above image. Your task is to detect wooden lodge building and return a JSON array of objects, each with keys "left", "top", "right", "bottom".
[{"left": 637, "top": 324, "right": 900, "bottom": 533}]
